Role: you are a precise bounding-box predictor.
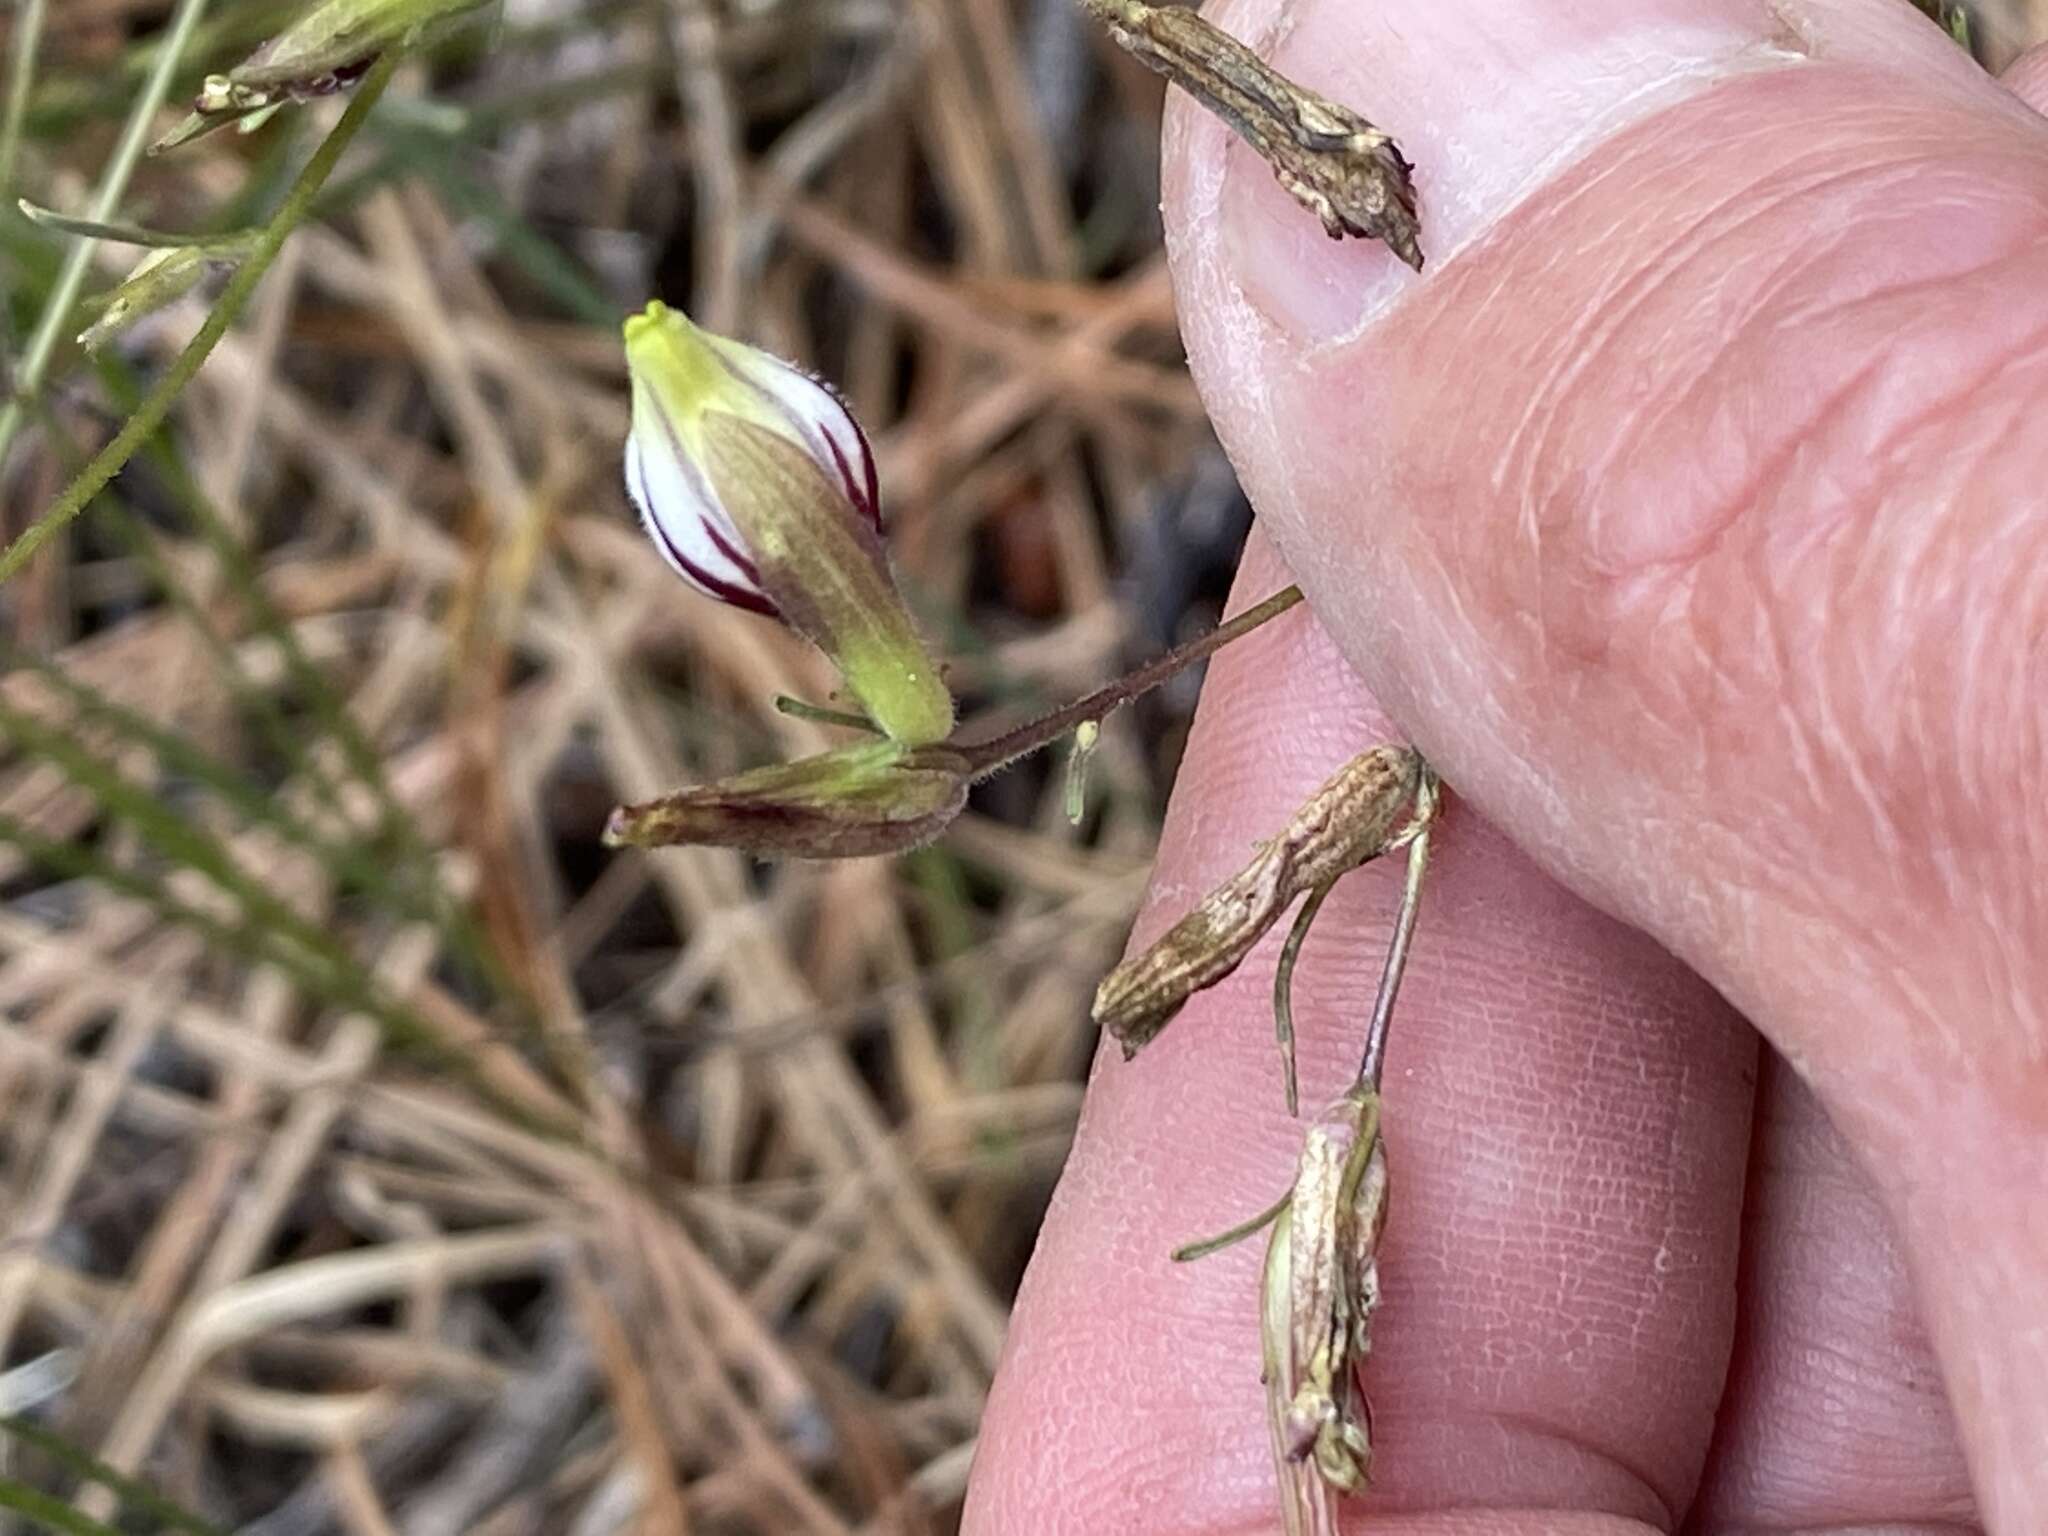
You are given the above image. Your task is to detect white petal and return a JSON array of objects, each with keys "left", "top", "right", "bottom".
[
  {"left": 714, "top": 342, "right": 881, "bottom": 529},
  {"left": 624, "top": 418, "right": 771, "bottom": 612}
]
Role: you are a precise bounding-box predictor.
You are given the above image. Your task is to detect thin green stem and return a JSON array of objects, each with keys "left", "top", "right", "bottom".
[
  {"left": 775, "top": 695, "right": 882, "bottom": 734},
  {"left": 0, "top": 0, "right": 212, "bottom": 464},
  {"left": 0, "top": 806, "right": 392, "bottom": 1056},
  {"left": 1, "top": 641, "right": 459, "bottom": 975},
  {"left": 0, "top": 49, "right": 399, "bottom": 586},
  {"left": 0, "top": 0, "right": 50, "bottom": 197},
  {"left": 0, "top": 1472, "right": 126, "bottom": 1536},
  {"left": 0, "top": 794, "right": 574, "bottom": 1142},
  {"left": 0, "top": 699, "right": 399, "bottom": 1001},
  {"left": 85, "top": 362, "right": 526, "bottom": 1015},
  {"left": 0, "top": 1417, "right": 223, "bottom": 1536},
  {"left": 1273, "top": 880, "right": 1333, "bottom": 1117},
  {"left": 951, "top": 585, "right": 1304, "bottom": 779},
  {"left": 18, "top": 366, "right": 539, "bottom": 1065},
  {"left": 1171, "top": 1189, "right": 1290, "bottom": 1264},
  {"left": 16, "top": 202, "right": 261, "bottom": 253}
]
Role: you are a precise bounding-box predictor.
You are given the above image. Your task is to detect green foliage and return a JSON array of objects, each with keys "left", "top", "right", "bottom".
[
  {"left": 0, "top": 1417, "right": 225, "bottom": 1536},
  {"left": 1910, "top": 0, "right": 1976, "bottom": 51},
  {"left": 0, "top": 1477, "right": 127, "bottom": 1536},
  {"left": 0, "top": 2, "right": 616, "bottom": 1132}
]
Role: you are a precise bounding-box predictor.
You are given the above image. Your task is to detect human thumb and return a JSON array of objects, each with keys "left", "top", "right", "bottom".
[{"left": 1165, "top": 0, "right": 2048, "bottom": 1523}]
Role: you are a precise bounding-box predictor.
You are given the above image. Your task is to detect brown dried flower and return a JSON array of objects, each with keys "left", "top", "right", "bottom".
[
  {"left": 1093, "top": 746, "right": 1423, "bottom": 1059},
  {"left": 1261, "top": 1085, "right": 1388, "bottom": 1535},
  {"left": 1076, "top": 0, "right": 1423, "bottom": 268}
]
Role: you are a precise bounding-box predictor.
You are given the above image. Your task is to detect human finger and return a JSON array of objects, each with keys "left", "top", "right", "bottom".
[
  {"left": 1165, "top": 2, "right": 2048, "bottom": 1518},
  {"left": 966, "top": 532, "right": 1757, "bottom": 1534}
]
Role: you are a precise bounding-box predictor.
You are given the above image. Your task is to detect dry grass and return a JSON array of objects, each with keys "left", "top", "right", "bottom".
[
  {"left": 0, "top": 2, "right": 1224, "bottom": 1529},
  {"left": 0, "top": 2, "right": 2043, "bottom": 1532}
]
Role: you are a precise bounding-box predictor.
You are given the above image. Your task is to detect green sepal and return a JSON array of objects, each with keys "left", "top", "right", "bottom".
[{"left": 698, "top": 415, "right": 954, "bottom": 747}]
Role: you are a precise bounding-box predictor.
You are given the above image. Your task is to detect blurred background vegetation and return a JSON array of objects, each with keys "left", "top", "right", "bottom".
[{"left": 0, "top": 1, "right": 2041, "bottom": 1530}]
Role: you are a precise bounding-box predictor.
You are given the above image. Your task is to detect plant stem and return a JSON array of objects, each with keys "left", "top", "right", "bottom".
[
  {"left": 0, "top": 0, "right": 50, "bottom": 197},
  {"left": 0, "top": 49, "right": 398, "bottom": 587},
  {"left": 0, "top": 0, "right": 212, "bottom": 467},
  {"left": 951, "top": 584, "right": 1304, "bottom": 778},
  {"left": 1171, "top": 1188, "right": 1291, "bottom": 1264},
  {"left": 1273, "top": 879, "right": 1333, "bottom": 1116},
  {"left": 1357, "top": 767, "right": 1438, "bottom": 1089}
]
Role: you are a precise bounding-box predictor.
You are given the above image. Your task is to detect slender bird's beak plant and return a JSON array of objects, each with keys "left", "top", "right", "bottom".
[
  {"left": 606, "top": 12, "right": 1440, "bottom": 1524},
  {"left": 3, "top": 2, "right": 1443, "bottom": 1530}
]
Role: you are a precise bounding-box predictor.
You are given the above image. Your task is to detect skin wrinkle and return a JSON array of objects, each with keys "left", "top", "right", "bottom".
[
  {"left": 1498, "top": 150, "right": 1900, "bottom": 546},
  {"left": 1203, "top": 71, "right": 2048, "bottom": 1070},
  {"left": 1734, "top": 360, "right": 1908, "bottom": 888},
  {"left": 1908, "top": 339, "right": 2048, "bottom": 862},
  {"left": 1578, "top": 212, "right": 2047, "bottom": 596},
  {"left": 1528, "top": 120, "right": 2047, "bottom": 585},
  {"left": 1778, "top": 327, "right": 2048, "bottom": 951}
]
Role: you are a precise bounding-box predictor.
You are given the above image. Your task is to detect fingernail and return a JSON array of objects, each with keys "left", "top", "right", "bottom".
[{"left": 1220, "top": 0, "right": 1782, "bottom": 345}]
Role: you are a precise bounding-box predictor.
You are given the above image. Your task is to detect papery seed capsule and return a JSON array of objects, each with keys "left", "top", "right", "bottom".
[
  {"left": 1261, "top": 1086, "right": 1387, "bottom": 1534},
  {"left": 1094, "top": 747, "right": 1421, "bottom": 1056},
  {"left": 603, "top": 740, "right": 969, "bottom": 860}
]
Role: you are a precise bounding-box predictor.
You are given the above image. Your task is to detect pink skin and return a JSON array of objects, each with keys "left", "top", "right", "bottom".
[{"left": 966, "top": 4, "right": 2048, "bottom": 1533}]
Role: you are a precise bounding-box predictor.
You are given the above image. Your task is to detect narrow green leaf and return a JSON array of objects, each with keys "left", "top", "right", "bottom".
[
  {"left": 0, "top": 1416, "right": 225, "bottom": 1536},
  {"left": 0, "top": 1474, "right": 128, "bottom": 1536},
  {"left": 0, "top": 50, "right": 398, "bottom": 585}
]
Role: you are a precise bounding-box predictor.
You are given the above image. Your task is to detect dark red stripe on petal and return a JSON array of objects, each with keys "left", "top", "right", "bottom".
[
  {"left": 669, "top": 540, "right": 780, "bottom": 618},
  {"left": 724, "top": 349, "right": 884, "bottom": 530},
  {"left": 852, "top": 411, "right": 881, "bottom": 528},
  {"left": 647, "top": 395, "right": 741, "bottom": 546},
  {"left": 702, "top": 518, "right": 764, "bottom": 587},
  {"left": 821, "top": 429, "right": 882, "bottom": 533},
  {"left": 632, "top": 442, "right": 778, "bottom": 617}
]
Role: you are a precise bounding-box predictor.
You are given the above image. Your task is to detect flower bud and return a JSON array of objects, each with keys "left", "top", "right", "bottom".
[
  {"left": 153, "top": 0, "right": 489, "bottom": 152},
  {"left": 621, "top": 301, "right": 954, "bottom": 747},
  {"left": 602, "top": 740, "right": 968, "bottom": 860},
  {"left": 77, "top": 247, "right": 210, "bottom": 353}
]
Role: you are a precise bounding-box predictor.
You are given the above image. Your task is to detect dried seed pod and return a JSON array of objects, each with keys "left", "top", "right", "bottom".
[
  {"left": 1261, "top": 1086, "right": 1388, "bottom": 1535},
  {"left": 1076, "top": 0, "right": 1422, "bottom": 268},
  {"left": 1093, "top": 746, "right": 1421, "bottom": 1057},
  {"left": 604, "top": 741, "right": 969, "bottom": 860}
]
